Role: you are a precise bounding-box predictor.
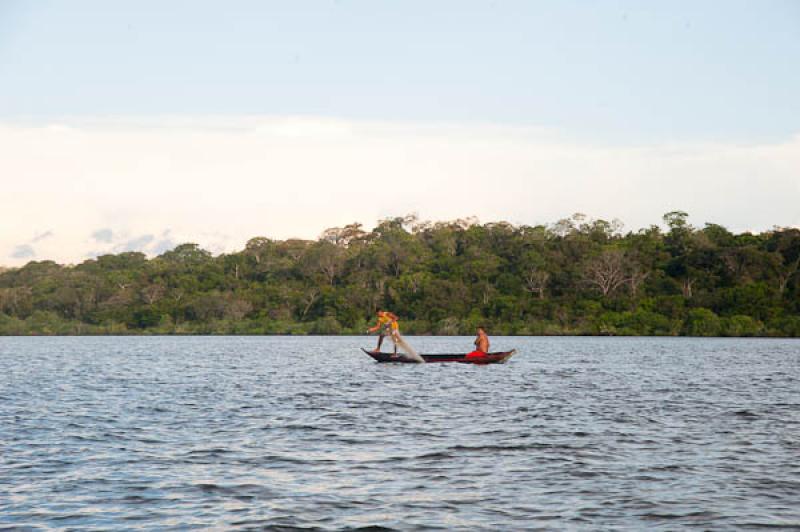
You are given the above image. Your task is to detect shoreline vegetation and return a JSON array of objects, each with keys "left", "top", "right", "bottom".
[{"left": 2, "top": 212, "right": 799, "bottom": 337}]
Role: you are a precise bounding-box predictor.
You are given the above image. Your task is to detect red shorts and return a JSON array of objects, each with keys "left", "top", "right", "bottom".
[{"left": 466, "top": 350, "right": 487, "bottom": 358}]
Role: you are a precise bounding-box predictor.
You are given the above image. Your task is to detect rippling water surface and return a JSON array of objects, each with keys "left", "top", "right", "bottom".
[{"left": 1, "top": 336, "right": 799, "bottom": 530}]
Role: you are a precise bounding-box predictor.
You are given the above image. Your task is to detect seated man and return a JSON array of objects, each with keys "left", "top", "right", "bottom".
[
  {"left": 367, "top": 310, "right": 400, "bottom": 354},
  {"left": 467, "top": 326, "right": 490, "bottom": 358}
]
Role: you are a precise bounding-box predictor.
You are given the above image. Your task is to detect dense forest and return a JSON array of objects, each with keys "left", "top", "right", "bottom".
[{"left": 1, "top": 212, "right": 799, "bottom": 336}]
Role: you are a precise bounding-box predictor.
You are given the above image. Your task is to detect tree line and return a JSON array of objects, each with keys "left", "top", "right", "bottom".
[{"left": 1, "top": 211, "right": 799, "bottom": 336}]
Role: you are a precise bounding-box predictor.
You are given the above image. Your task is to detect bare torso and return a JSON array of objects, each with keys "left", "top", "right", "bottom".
[{"left": 474, "top": 333, "right": 490, "bottom": 353}]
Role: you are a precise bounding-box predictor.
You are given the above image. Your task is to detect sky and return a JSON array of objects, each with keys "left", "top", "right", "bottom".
[{"left": 1, "top": 0, "right": 799, "bottom": 266}]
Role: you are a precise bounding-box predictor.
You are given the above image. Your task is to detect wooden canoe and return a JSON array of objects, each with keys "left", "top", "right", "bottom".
[{"left": 361, "top": 348, "right": 516, "bottom": 364}]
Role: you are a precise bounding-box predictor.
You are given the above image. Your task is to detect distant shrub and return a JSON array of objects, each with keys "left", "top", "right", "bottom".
[
  {"left": 684, "top": 308, "right": 722, "bottom": 337},
  {"left": 720, "top": 315, "right": 763, "bottom": 337},
  {"left": 129, "top": 308, "right": 161, "bottom": 329},
  {"left": 766, "top": 316, "right": 800, "bottom": 337},
  {"left": 263, "top": 320, "right": 309, "bottom": 335},
  {"left": 435, "top": 317, "right": 460, "bottom": 335},
  {"left": 309, "top": 316, "right": 342, "bottom": 335},
  {"left": 0, "top": 313, "right": 27, "bottom": 335},
  {"left": 592, "top": 310, "right": 677, "bottom": 336}
]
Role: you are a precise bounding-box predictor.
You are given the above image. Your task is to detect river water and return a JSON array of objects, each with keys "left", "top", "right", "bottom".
[{"left": 1, "top": 336, "right": 798, "bottom": 530}]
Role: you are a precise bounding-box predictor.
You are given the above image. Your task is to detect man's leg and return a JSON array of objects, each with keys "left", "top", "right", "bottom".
[{"left": 376, "top": 332, "right": 385, "bottom": 351}]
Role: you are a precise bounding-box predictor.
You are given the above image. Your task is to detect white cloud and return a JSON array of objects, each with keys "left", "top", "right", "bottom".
[
  {"left": 1, "top": 116, "right": 798, "bottom": 266},
  {"left": 31, "top": 230, "right": 54, "bottom": 242},
  {"left": 11, "top": 244, "right": 35, "bottom": 259},
  {"left": 91, "top": 228, "right": 113, "bottom": 243}
]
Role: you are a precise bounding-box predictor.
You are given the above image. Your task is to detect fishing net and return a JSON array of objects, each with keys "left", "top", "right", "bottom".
[{"left": 391, "top": 332, "right": 424, "bottom": 363}]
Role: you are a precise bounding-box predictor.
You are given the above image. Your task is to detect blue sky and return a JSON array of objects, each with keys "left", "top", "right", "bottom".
[
  {"left": 1, "top": 1, "right": 799, "bottom": 265},
  {"left": 2, "top": 0, "right": 798, "bottom": 141}
]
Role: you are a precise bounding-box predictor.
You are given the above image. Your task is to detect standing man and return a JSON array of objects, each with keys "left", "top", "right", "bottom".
[{"left": 367, "top": 310, "right": 400, "bottom": 354}]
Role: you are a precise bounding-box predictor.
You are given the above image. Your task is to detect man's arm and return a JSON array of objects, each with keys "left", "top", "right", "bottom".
[{"left": 367, "top": 317, "right": 384, "bottom": 333}]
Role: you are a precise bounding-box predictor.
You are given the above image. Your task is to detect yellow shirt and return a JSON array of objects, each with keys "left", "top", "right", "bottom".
[{"left": 377, "top": 313, "right": 399, "bottom": 330}]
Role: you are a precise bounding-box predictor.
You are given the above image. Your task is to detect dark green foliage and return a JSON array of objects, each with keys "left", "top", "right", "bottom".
[
  {"left": 1, "top": 213, "right": 799, "bottom": 336},
  {"left": 684, "top": 308, "right": 722, "bottom": 337}
]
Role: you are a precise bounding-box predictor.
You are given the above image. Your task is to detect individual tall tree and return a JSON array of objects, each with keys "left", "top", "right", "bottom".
[{"left": 583, "top": 249, "right": 628, "bottom": 297}]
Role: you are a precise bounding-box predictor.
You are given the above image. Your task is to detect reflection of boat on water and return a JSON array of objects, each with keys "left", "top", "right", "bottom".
[{"left": 361, "top": 348, "right": 516, "bottom": 364}]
